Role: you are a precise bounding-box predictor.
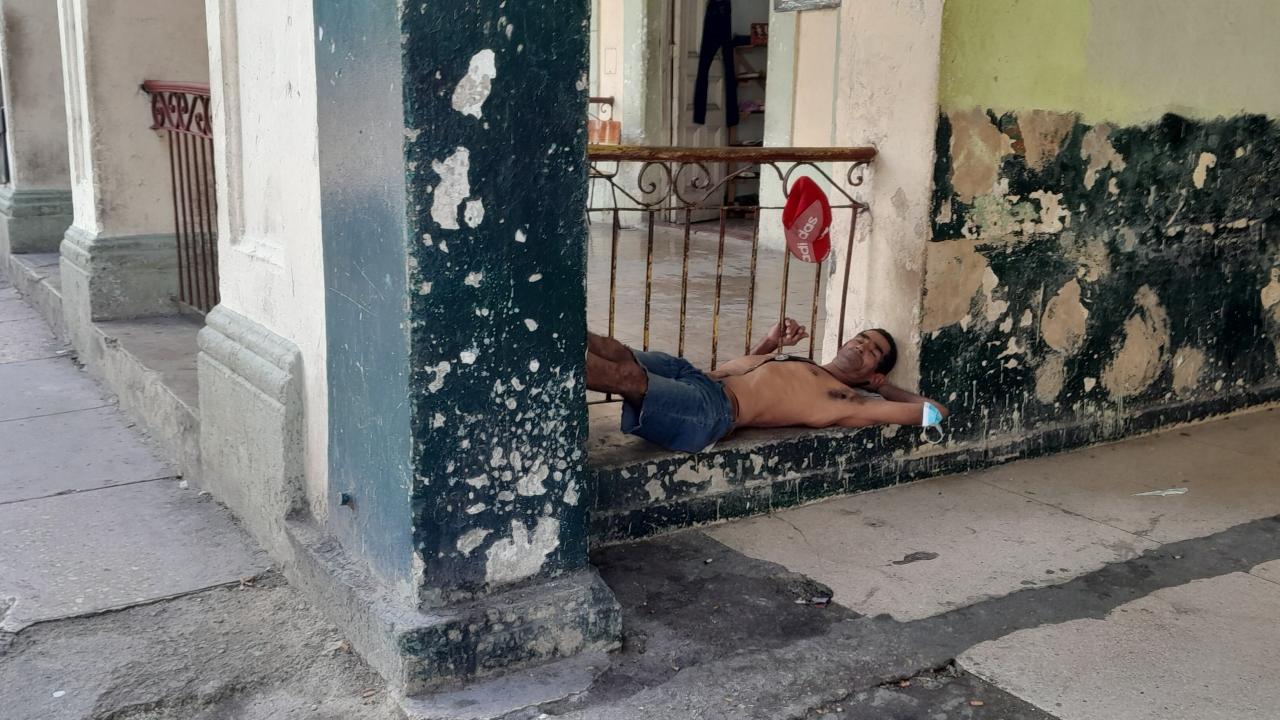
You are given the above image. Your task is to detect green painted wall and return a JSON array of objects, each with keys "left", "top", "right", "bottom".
[{"left": 940, "top": 0, "right": 1280, "bottom": 124}]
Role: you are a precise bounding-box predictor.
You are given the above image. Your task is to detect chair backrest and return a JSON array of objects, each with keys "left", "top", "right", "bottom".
[{"left": 587, "top": 96, "right": 621, "bottom": 145}]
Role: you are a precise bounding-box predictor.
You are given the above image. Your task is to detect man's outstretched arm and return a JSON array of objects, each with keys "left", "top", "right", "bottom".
[{"left": 836, "top": 397, "right": 950, "bottom": 428}]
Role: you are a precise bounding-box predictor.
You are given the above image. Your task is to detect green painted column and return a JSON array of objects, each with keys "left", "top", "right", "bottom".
[
  {"left": 315, "top": 0, "right": 618, "bottom": 689},
  {"left": 402, "top": 0, "right": 596, "bottom": 605}
]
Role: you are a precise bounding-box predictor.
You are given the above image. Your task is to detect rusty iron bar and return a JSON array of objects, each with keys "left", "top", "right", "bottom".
[
  {"left": 589, "top": 145, "right": 876, "bottom": 164},
  {"left": 778, "top": 251, "right": 792, "bottom": 352},
  {"left": 837, "top": 206, "right": 860, "bottom": 348},
  {"left": 678, "top": 208, "right": 692, "bottom": 356},
  {"left": 643, "top": 210, "right": 655, "bottom": 351},
  {"left": 710, "top": 208, "right": 727, "bottom": 370},
  {"left": 808, "top": 262, "right": 822, "bottom": 359},
  {"left": 745, "top": 216, "right": 761, "bottom": 355}
]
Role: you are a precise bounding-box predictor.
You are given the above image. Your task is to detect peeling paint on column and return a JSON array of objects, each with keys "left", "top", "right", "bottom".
[
  {"left": 402, "top": 0, "right": 592, "bottom": 606},
  {"left": 431, "top": 148, "right": 471, "bottom": 230},
  {"left": 451, "top": 49, "right": 496, "bottom": 118},
  {"left": 485, "top": 518, "right": 561, "bottom": 585}
]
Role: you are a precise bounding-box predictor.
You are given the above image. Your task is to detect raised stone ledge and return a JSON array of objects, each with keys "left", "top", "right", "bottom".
[{"left": 586, "top": 387, "right": 1280, "bottom": 545}]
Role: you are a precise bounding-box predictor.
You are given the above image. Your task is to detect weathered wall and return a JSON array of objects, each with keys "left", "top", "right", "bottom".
[
  {"left": 926, "top": 0, "right": 1280, "bottom": 446},
  {"left": 0, "top": 0, "right": 70, "bottom": 190},
  {"left": 56, "top": 0, "right": 208, "bottom": 237},
  {"left": 206, "top": 0, "right": 328, "bottom": 519},
  {"left": 830, "top": 0, "right": 944, "bottom": 380}
]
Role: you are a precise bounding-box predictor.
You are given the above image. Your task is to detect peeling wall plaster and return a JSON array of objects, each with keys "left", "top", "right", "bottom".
[{"left": 924, "top": 108, "right": 1280, "bottom": 446}]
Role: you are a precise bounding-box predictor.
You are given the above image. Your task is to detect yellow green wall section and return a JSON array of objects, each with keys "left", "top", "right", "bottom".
[{"left": 939, "top": 0, "right": 1280, "bottom": 124}]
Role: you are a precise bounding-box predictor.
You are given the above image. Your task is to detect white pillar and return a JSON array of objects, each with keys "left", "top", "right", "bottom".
[
  {"left": 829, "top": 0, "right": 945, "bottom": 385},
  {"left": 197, "top": 0, "right": 329, "bottom": 540},
  {"left": 55, "top": 0, "right": 208, "bottom": 351},
  {"left": 0, "top": 0, "right": 72, "bottom": 256}
]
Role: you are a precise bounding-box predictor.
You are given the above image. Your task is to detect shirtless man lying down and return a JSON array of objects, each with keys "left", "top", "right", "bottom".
[{"left": 586, "top": 318, "right": 950, "bottom": 452}]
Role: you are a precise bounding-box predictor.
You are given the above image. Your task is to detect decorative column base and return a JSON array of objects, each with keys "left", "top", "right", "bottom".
[
  {"left": 284, "top": 517, "right": 621, "bottom": 696},
  {"left": 0, "top": 187, "right": 72, "bottom": 256},
  {"left": 59, "top": 225, "right": 180, "bottom": 357},
  {"left": 197, "top": 306, "right": 308, "bottom": 546}
]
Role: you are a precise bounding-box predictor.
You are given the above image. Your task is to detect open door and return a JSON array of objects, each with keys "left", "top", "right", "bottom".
[{"left": 671, "top": 0, "right": 727, "bottom": 218}]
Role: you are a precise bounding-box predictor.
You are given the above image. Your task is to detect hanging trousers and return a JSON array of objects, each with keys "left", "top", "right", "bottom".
[{"left": 692, "top": 0, "right": 739, "bottom": 127}]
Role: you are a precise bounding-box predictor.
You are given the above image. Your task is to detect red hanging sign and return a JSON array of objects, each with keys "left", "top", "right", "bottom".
[{"left": 782, "top": 176, "right": 832, "bottom": 263}]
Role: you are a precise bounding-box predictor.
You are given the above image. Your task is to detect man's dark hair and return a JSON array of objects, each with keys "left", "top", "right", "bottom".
[{"left": 868, "top": 328, "right": 897, "bottom": 375}]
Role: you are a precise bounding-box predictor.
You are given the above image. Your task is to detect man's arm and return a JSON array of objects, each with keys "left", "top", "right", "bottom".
[
  {"left": 834, "top": 399, "right": 926, "bottom": 428},
  {"left": 749, "top": 318, "right": 808, "bottom": 356},
  {"left": 871, "top": 381, "right": 949, "bottom": 417}
]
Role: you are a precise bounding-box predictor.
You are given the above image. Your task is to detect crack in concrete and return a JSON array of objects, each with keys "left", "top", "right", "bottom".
[{"left": 0, "top": 475, "right": 182, "bottom": 507}]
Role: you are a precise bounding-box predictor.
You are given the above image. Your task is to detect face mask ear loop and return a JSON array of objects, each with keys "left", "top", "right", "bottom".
[{"left": 921, "top": 423, "right": 945, "bottom": 446}]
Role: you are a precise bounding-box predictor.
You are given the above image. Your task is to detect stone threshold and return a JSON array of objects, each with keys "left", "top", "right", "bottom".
[
  {"left": 586, "top": 390, "right": 1280, "bottom": 546},
  {"left": 2, "top": 252, "right": 202, "bottom": 482}
]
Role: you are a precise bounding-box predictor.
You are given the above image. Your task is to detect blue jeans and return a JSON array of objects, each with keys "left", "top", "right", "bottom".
[{"left": 621, "top": 351, "right": 735, "bottom": 453}]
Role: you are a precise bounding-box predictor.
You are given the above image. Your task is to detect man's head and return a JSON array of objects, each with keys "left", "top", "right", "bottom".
[{"left": 827, "top": 328, "right": 897, "bottom": 387}]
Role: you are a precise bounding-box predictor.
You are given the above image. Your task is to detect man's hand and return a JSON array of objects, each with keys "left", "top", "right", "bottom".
[{"left": 751, "top": 318, "right": 808, "bottom": 355}]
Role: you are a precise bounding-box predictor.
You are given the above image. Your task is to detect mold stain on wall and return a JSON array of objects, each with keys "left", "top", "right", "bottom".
[{"left": 924, "top": 109, "right": 1280, "bottom": 443}]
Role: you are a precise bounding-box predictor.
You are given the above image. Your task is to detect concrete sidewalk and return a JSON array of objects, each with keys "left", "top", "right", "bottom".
[{"left": 0, "top": 273, "right": 404, "bottom": 719}]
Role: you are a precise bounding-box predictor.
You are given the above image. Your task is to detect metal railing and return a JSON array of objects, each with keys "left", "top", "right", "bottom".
[
  {"left": 142, "top": 80, "right": 219, "bottom": 314},
  {"left": 586, "top": 144, "right": 874, "bottom": 403}
]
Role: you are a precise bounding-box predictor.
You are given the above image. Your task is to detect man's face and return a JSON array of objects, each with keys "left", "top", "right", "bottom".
[{"left": 837, "top": 330, "right": 891, "bottom": 378}]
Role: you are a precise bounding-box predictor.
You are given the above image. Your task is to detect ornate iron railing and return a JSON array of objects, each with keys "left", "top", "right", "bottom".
[
  {"left": 142, "top": 80, "right": 218, "bottom": 313},
  {"left": 586, "top": 144, "right": 874, "bottom": 403}
]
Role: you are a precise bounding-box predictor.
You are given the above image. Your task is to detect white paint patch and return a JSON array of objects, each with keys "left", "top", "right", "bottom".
[
  {"left": 517, "top": 463, "right": 550, "bottom": 496},
  {"left": 497, "top": 491, "right": 515, "bottom": 502},
  {"left": 563, "top": 480, "right": 579, "bottom": 506},
  {"left": 524, "top": 318, "right": 538, "bottom": 331},
  {"left": 1084, "top": 377, "right": 1097, "bottom": 392},
  {"left": 485, "top": 518, "right": 560, "bottom": 585},
  {"left": 404, "top": 127, "right": 421, "bottom": 142},
  {"left": 460, "top": 349, "right": 478, "bottom": 364},
  {"left": 432, "top": 413, "right": 446, "bottom": 428},
  {"left": 465, "top": 474, "right": 489, "bottom": 488},
  {"left": 431, "top": 148, "right": 471, "bottom": 230},
  {"left": 427, "top": 361, "right": 451, "bottom": 393},
  {"left": 515, "top": 229, "right": 527, "bottom": 243},
  {"left": 464, "top": 272, "right": 484, "bottom": 288},
  {"left": 465, "top": 503, "right": 487, "bottom": 515},
  {"left": 464, "top": 199, "right": 485, "bottom": 227},
  {"left": 456, "top": 528, "right": 491, "bottom": 557},
  {"left": 1020, "top": 309, "right": 1034, "bottom": 327},
  {"left": 528, "top": 273, "right": 542, "bottom": 282},
  {"left": 1192, "top": 152, "right": 1217, "bottom": 189},
  {"left": 644, "top": 478, "right": 665, "bottom": 502},
  {"left": 418, "top": 281, "right": 432, "bottom": 295},
  {"left": 451, "top": 49, "right": 497, "bottom": 119},
  {"left": 529, "top": 359, "right": 540, "bottom": 372}
]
